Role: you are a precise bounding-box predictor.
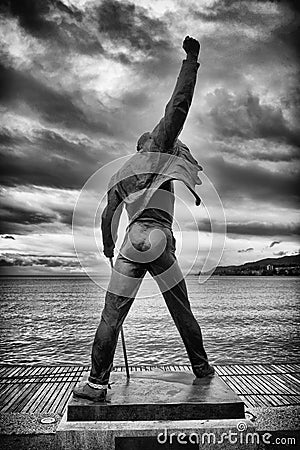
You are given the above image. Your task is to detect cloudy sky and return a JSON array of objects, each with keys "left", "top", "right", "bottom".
[{"left": 0, "top": 0, "right": 299, "bottom": 276}]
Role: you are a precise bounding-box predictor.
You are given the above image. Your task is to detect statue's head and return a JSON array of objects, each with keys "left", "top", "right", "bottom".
[{"left": 137, "top": 132, "right": 151, "bottom": 151}]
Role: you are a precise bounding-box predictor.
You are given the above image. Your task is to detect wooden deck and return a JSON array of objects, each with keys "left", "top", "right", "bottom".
[{"left": 0, "top": 363, "right": 299, "bottom": 416}]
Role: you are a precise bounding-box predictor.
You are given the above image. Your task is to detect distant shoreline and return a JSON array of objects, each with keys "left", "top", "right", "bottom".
[{"left": 0, "top": 274, "right": 299, "bottom": 278}]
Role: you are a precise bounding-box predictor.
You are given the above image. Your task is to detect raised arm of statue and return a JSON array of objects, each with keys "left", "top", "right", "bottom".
[{"left": 150, "top": 36, "right": 200, "bottom": 152}]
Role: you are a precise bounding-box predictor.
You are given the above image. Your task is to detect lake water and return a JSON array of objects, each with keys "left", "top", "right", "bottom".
[{"left": 0, "top": 276, "right": 299, "bottom": 366}]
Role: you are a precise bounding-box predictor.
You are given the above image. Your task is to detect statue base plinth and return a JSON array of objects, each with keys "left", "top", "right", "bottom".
[{"left": 67, "top": 371, "right": 244, "bottom": 421}]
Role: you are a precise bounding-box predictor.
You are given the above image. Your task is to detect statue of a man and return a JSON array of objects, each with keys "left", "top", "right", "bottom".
[{"left": 74, "top": 36, "right": 214, "bottom": 402}]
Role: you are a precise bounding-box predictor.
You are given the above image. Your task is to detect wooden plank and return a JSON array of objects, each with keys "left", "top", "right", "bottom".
[
  {"left": 8, "top": 382, "right": 43, "bottom": 413},
  {"left": 240, "top": 365, "right": 259, "bottom": 375},
  {"left": 10, "top": 383, "right": 43, "bottom": 413},
  {"left": 56, "top": 381, "right": 76, "bottom": 415},
  {"left": 3, "top": 366, "right": 22, "bottom": 378},
  {"left": 266, "top": 374, "right": 295, "bottom": 394},
  {"left": 248, "top": 375, "right": 275, "bottom": 395},
  {"left": 270, "top": 374, "right": 300, "bottom": 395},
  {"left": 232, "top": 364, "right": 252, "bottom": 375},
  {"left": 242, "top": 375, "right": 266, "bottom": 394},
  {"left": 220, "top": 375, "right": 241, "bottom": 394},
  {"left": 284, "top": 364, "right": 299, "bottom": 372},
  {"left": 233, "top": 378, "right": 253, "bottom": 396},
  {"left": 19, "top": 365, "right": 37, "bottom": 377},
  {"left": 250, "top": 395, "right": 269, "bottom": 407},
  {"left": 277, "top": 396, "right": 294, "bottom": 406},
  {"left": 240, "top": 394, "right": 257, "bottom": 408},
  {"left": 281, "top": 373, "right": 300, "bottom": 389},
  {"left": 0, "top": 384, "right": 15, "bottom": 404},
  {"left": 3, "top": 366, "right": 24, "bottom": 379},
  {"left": 1, "top": 383, "right": 38, "bottom": 413},
  {"left": 290, "top": 372, "right": 300, "bottom": 382},
  {"left": 253, "top": 374, "right": 286, "bottom": 395},
  {"left": 44, "top": 381, "right": 70, "bottom": 414},
  {"left": 263, "top": 395, "right": 283, "bottom": 407},
  {"left": 21, "top": 383, "right": 51, "bottom": 413},
  {"left": 29, "top": 366, "right": 44, "bottom": 377},
  {"left": 277, "top": 395, "right": 293, "bottom": 406},
  {"left": 232, "top": 375, "right": 259, "bottom": 395},
  {"left": 251, "top": 365, "right": 267, "bottom": 374},
  {"left": 0, "top": 364, "right": 299, "bottom": 415},
  {"left": 33, "top": 381, "right": 62, "bottom": 413},
  {"left": 219, "top": 366, "right": 236, "bottom": 376},
  {"left": 265, "top": 374, "right": 293, "bottom": 395},
  {"left": 215, "top": 366, "right": 227, "bottom": 376},
  {"left": 270, "top": 374, "right": 298, "bottom": 394},
  {"left": 290, "top": 395, "right": 300, "bottom": 404},
  {"left": 0, "top": 366, "right": 9, "bottom": 376},
  {"left": 238, "top": 375, "right": 264, "bottom": 395},
  {"left": 259, "top": 374, "right": 293, "bottom": 395},
  {"left": 230, "top": 365, "right": 251, "bottom": 375},
  {"left": 219, "top": 376, "right": 243, "bottom": 395},
  {"left": 271, "top": 364, "right": 286, "bottom": 373},
  {"left": 17, "top": 365, "right": 37, "bottom": 379},
  {"left": 31, "top": 379, "right": 58, "bottom": 411},
  {"left": 0, "top": 382, "right": 27, "bottom": 410}
]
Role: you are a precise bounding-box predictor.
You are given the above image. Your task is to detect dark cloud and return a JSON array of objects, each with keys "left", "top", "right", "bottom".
[
  {"left": 270, "top": 240, "right": 281, "bottom": 247},
  {"left": 190, "top": 0, "right": 264, "bottom": 24},
  {"left": 191, "top": 0, "right": 300, "bottom": 24},
  {"left": 0, "top": 63, "right": 117, "bottom": 135},
  {"left": 0, "top": 130, "right": 26, "bottom": 146},
  {"left": 203, "top": 88, "right": 300, "bottom": 147},
  {"left": 1, "top": 0, "right": 57, "bottom": 38},
  {"left": 189, "top": 218, "right": 300, "bottom": 237},
  {"left": 1, "top": 235, "right": 15, "bottom": 239},
  {"left": 219, "top": 140, "right": 300, "bottom": 163},
  {"left": 246, "top": 146, "right": 299, "bottom": 162},
  {"left": 207, "top": 156, "right": 300, "bottom": 207},
  {"left": 0, "top": 252, "right": 80, "bottom": 268},
  {"left": 0, "top": 0, "right": 103, "bottom": 54},
  {"left": 226, "top": 221, "right": 300, "bottom": 237},
  {"left": 97, "top": 0, "right": 172, "bottom": 64},
  {"left": 98, "top": 0, "right": 168, "bottom": 51},
  {"left": 238, "top": 248, "right": 254, "bottom": 253},
  {"left": 0, "top": 199, "right": 73, "bottom": 234},
  {"left": 271, "top": 1, "right": 300, "bottom": 60},
  {"left": 0, "top": 205, "right": 54, "bottom": 235},
  {"left": 190, "top": 0, "right": 300, "bottom": 129},
  {"left": 0, "top": 127, "right": 116, "bottom": 189}
]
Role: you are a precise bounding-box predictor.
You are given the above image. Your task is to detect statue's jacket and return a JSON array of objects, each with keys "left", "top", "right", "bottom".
[{"left": 102, "top": 58, "right": 203, "bottom": 258}]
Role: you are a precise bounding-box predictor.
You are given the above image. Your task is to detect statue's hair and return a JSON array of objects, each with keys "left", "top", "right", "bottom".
[{"left": 137, "top": 132, "right": 151, "bottom": 151}]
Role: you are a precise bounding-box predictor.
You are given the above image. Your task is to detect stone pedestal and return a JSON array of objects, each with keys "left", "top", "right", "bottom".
[
  {"left": 58, "top": 416, "right": 257, "bottom": 450},
  {"left": 68, "top": 371, "right": 245, "bottom": 422}
]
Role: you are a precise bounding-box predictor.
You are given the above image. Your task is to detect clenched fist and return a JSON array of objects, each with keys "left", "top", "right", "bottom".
[{"left": 183, "top": 36, "right": 200, "bottom": 58}]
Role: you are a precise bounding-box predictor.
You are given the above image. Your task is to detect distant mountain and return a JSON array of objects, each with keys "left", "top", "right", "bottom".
[{"left": 209, "top": 254, "right": 300, "bottom": 276}]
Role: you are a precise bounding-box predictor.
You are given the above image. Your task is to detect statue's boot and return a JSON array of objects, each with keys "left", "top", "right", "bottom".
[
  {"left": 193, "top": 364, "right": 215, "bottom": 378},
  {"left": 73, "top": 382, "right": 108, "bottom": 402}
]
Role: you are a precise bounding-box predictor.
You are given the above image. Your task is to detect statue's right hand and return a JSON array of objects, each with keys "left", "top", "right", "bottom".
[{"left": 182, "top": 36, "right": 200, "bottom": 57}]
